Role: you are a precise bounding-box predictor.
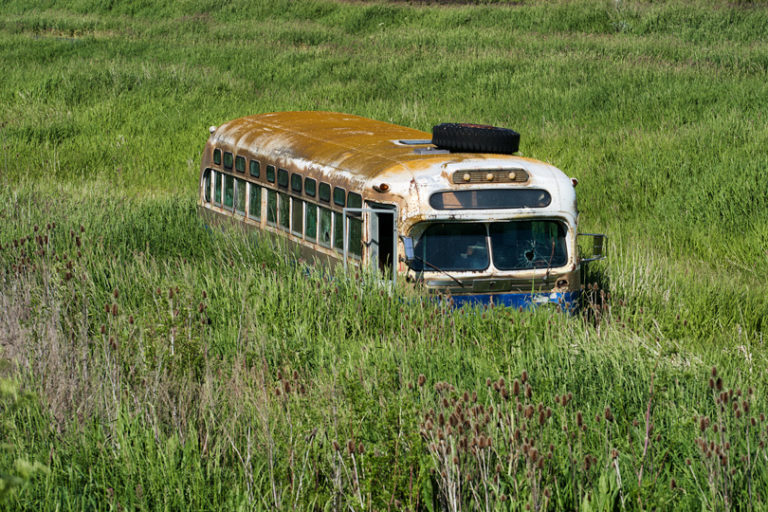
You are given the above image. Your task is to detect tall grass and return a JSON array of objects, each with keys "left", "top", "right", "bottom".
[{"left": 1, "top": 0, "right": 767, "bottom": 509}]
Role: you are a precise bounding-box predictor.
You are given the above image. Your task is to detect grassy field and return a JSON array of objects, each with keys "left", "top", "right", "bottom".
[{"left": 1, "top": 0, "right": 767, "bottom": 510}]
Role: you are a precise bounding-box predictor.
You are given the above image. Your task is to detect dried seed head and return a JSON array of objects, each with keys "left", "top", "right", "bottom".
[
  {"left": 711, "top": 366, "right": 717, "bottom": 377},
  {"left": 113, "top": 288, "right": 119, "bottom": 299},
  {"left": 111, "top": 304, "right": 118, "bottom": 317},
  {"left": 332, "top": 440, "right": 340, "bottom": 452},
  {"left": 357, "top": 442, "right": 364, "bottom": 454},
  {"left": 604, "top": 406, "right": 614, "bottom": 422},
  {"left": 716, "top": 377, "right": 723, "bottom": 391},
  {"left": 347, "top": 440, "right": 355, "bottom": 454},
  {"left": 418, "top": 374, "right": 426, "bottom": 387},
  {"left": 128, "top": 315, "right": 134, "bottom": 325},
  {"left": 100, "top": 324, "right": 106, "bottom": 334}
]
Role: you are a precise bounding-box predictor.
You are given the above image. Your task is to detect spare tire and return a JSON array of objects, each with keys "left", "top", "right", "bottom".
[{"left": 432, "top": 123, "right": 520, "bottom": 154}]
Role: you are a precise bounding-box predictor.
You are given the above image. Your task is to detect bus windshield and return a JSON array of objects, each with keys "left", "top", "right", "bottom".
[
  {"left": 410, "top": 220, "right": 567, "bottom": 272},
  {"left": 489, "top": 220, "right": 567, "bottom": 270},
  {"left": 411, "top": 223, "right": 489, "bottom": 272}
]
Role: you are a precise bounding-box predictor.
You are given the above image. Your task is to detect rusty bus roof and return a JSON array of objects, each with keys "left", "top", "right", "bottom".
[{"left": 208, "top": 111, "right": 548, "bottom": 185}]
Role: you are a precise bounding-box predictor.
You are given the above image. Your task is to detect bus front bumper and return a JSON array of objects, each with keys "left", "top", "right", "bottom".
[{"left": 447, "top": 290, "right": 581, "bottom": 312}]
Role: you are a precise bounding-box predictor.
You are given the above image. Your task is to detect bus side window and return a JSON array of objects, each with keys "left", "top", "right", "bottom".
[
  {"left": 223, "top": 152, "right": 234, "bottom": 170},
  {"left": 319, "top": 207, "right": 332, "bottom": 247},
  {"left": 319, "top": 183, "right": 331, "bottom": 203},
  {"left": 333, "top": 212, "right": 344, "bottom": 252},
  {"left": 249, "top": 183, "right": 261, "bottom": 220},
  {"left": 250, "top": 160, "right": 260, "bottom": 178},
  {"left": 291, "top": 198, "right": 303, "bottom": 236},
  {"left": 267, "top": 165, "right": 276, "bottom": 183},
  {"left": 291, "top": 173, "right": 302, "bottom": 193},
  {"left": 305, "top": 203, "right": 317, "bottom": 241},
  {"left": 278, "top": 169, "right": 289, "bottom": 189},
  {"left": 348, "top": 217, "right": 362, "bottom": 258},
  {"left": 278, "top": 192, "right": 289, "bottom": 230},
  {"left": 333, "top": 187, "right": 345, "bottom": 207},
  {"left": 235, "top": 156, "right": 246, "bottom": 173},
  {"left": 346, "top": 192, "right": 362, "bottom": 257},
  {"left": 224, "top": 174, "right": 234, "bottom": 210},
  {"left": 235, "top": 178, "right": 246, "bottom": 214},
  {"left": 203, "top": 169, "right": 211, "bottom": 202},
  {"left": 214, "top": 172, "right": 222, "bottom": 205},
  {"left": 305, "top": 178, "right": 316, "bottom": 197},
  {"left": 213, "top": 149, "right": 222, "bottom": 165},
  {"left": 267, "top": 190, "right": 277, "bottom": 225}
]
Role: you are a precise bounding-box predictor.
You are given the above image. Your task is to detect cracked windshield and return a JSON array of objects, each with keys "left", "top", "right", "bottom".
[{"left": 411, "top": 221, "right": 567, "bottom": 272}]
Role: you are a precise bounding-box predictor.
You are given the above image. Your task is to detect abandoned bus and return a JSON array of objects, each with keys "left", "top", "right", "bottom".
[{"left": 197, "top": 111, "right": 604, "bottom": 309}]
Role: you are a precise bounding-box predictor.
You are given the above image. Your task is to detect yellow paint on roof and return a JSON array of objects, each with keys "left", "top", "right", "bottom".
[{"left": 210, "top": 111, "right": 540, "bottom": 184}]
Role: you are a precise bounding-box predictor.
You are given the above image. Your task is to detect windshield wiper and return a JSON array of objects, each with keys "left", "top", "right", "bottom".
[
  {"left": 399, "top": 236, "right": 464, "bottom": 288},
  {"left": 412, "top": 256, "right": 465, "bottom": 288}
]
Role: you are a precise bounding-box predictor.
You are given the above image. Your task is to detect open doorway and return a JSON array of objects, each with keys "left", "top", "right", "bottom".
[{"left": 366, "top": 202, "right": 397, "bottom": 277}]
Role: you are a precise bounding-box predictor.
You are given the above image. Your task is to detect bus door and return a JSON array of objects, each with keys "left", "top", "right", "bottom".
[{"left": 343, "top": 204, "right": 398, "bottom": 284}]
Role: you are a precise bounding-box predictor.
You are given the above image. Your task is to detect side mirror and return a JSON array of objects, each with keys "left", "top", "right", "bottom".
[
  {"left": 400, "top": 236, "right": 415, "bottom": 266},
  {"left": 578, "top": 233, "right": 607, "bottom": 263}
]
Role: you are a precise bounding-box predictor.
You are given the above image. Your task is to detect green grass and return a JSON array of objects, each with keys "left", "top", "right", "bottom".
[{"left": 1, "top": 0, "right": 767, "bottom": 510}]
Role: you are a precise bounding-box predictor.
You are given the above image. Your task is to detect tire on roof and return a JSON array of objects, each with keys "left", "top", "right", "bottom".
[{"left": 432, "top": 123, "right": 520, "bottom": 154}]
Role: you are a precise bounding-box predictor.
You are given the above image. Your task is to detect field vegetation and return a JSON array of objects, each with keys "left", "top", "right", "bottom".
[{"left": 1, "top": 0, "right": 767, "bottom": 510}]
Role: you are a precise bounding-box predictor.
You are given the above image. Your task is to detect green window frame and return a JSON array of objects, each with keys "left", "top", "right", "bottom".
[
  {"left": 319, "top": 207, "right": 332, "bottom": 247},
  {"left": 267, "top": 165, "right": 276, "bottom": 183},
  {"left": 235, "top": 178, "right": 246, "bottom": 214},
  {"left": 305, "top": 177, "right": 316, "bottom": 197},
  {"left": 224, "top": 174, "right": 234, "bottom": 209},
  {"left": 203, "top": 169, "right": 211, "bottom": 202},
  {"left": 235, "top": 156, "right": 246, "bottom": 173},
  {"left": 277, "top": 168, "right": 289, "bottom": 188},
  {"left": 267, "top": 190, "right": 277, "bottom": 225},
  {"left": 333, "top": 187, "right": 345, "bottom": 207},
  {"left": 305, "top": 203, "right": 317, "bottom": 241},
  {"left": 348, "top": 218, "right": 362, "bottom": 258},
  {"left": 278, "top": 193, "right": 290, "bottom": 230},
  {"left": 291, "top": 173, "right": 302, "bottom": 193},
  {"left": 213, "top": 149, "right": 222, "bottom": 165},
  {"left": 291, "top": 198, "right": 303, "bottom": 236},
  {"left": 333, "top": 212, "right": 344, "bottom": 252},
  {"left": 249, "top": 183, "right": 261, "bottom": 220},
  {"left": 250, "top": 160, "right": 260, "bottom": 178},
  {"left": 319, "top": 182, "right": 331, "bottom": 203},
  {"left": 223, "top": 152, "right": 234, "bottom": 170},
  {"left": 214, "top": 172, "right": 222, "bottom": 205},
  {"left": 347, "top": 192, "right": 362, "bottom": 209}
]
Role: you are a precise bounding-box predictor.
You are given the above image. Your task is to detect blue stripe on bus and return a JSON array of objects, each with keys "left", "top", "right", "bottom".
[{"left": 449, "top": 290, "right": 581, "bottom": 312}]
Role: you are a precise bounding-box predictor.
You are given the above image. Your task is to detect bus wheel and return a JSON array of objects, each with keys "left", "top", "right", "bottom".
[{"left": 431, "top": 123, "right": 520, "bottom": 154}]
